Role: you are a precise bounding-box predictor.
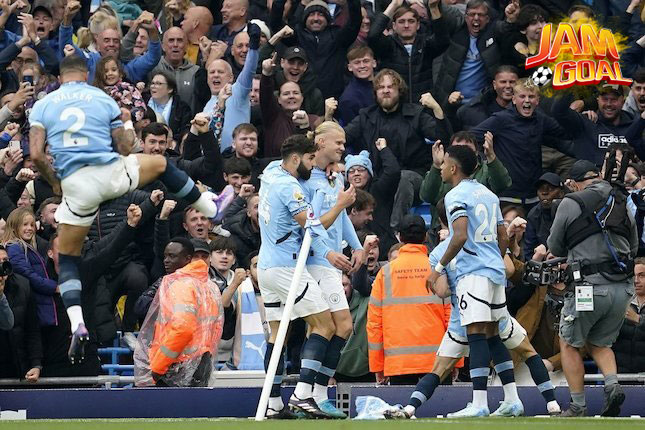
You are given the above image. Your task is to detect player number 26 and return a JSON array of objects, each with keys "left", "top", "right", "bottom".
[
  {"left": 474, "top": 203, "right": 498, "bottom": 243},
  {"left": 61, "top": 107, "right": 89, "bottom": 147}
]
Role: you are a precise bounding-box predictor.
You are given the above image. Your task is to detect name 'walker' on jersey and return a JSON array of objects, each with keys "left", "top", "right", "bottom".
[{"left": 28, "top": 81, "right": 123, "bottom": 180}]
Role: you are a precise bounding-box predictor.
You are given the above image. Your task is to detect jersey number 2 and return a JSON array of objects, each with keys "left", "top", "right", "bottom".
[
  {"left": 474, "top": 203, "right": 498, "bottom": 243},
  {"left": 61, "top": 107, "right": 88, "bottom": 147}
]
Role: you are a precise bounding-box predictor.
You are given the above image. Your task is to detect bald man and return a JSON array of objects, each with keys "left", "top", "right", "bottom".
[
  {"left": 151, "top": 27, "right": 199, "bottom": 110},
  {"left": 196, "top": 23, "right": 260, "bottom": 151},
  {"left": 181, "top": 6, "right": 214, "bottom": 64},
  {"left": 229, "top": 31, "right": 249, "bottom": 78},
  {"left": 209, "top": 0, "right": 249, "bottom": 47}
]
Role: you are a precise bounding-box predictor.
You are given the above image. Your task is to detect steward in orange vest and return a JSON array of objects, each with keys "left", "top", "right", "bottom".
[{"left": 368, "top": 215, "right": 450, "bottom": 380}]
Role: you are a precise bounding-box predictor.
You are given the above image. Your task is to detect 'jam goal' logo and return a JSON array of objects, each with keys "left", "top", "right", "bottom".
[{"left": 526, "top": 23, "right": 631, "bottom": 90}]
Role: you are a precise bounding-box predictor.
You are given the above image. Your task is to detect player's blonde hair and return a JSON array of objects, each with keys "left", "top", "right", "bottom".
[
  {"left": 306, "top": 121, "right": 344, "bottom": 144},
  {"left": 513, "top": 77, "right": 539, "bottom": 95}
]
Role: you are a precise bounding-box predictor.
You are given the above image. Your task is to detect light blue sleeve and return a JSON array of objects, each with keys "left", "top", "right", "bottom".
[
  {"left": 278, "top": 181, "right": 310, "bottom": 217},
  {"left": 342, "top": 210, "right": 362, "bottom": 250},
  {"left": 428, "top": 249, "right": 439, "bottom": 267},
  {"left": 233, "top": 48, "right": 258, "bottom": 96},
  {"left": 106, "top": 94, "right": 124, "bottom": 129},
  {"left": 28, "top": 98, "right": 46, "bottom": 128},
  {"left": 58, "top": 25, "right": 84, "bottom": 58},
  {"left": 124, "top": 40, "right": 162, "bottom": 83}
]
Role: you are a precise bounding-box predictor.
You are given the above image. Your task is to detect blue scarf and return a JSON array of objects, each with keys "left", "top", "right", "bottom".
[{"left": 148, "top": 97, "right": 173, "bottom": 124}]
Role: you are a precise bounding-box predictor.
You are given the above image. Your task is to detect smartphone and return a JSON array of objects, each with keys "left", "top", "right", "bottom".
[
  {"left": 23, "top": 75, "right": 33, "bottom": 86},
  {"left": 8, "top": 140, "right": 20, "bottom": 151}
]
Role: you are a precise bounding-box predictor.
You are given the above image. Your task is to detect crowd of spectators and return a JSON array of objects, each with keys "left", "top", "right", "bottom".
[{"left": 1, "top": 0, "right": 645, "bottom": 385}]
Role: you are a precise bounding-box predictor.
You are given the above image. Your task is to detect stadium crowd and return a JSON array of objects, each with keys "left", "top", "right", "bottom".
[{"left": 0, "top": 0, "right": 644, "bottom": 416}]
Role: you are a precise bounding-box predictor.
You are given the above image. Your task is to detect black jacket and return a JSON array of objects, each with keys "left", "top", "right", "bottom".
[
  {"left": 434, "top": 18, "right": 512, "bottom": 107},
  {"left": 273, "top": 0, "right": 361, "bottom": 98},
  {"left": 344, "top": 103, "right": 452, "bottom": 176},
  {"left": 179, "top": 130, "right": 226, "bottom": 192},
  {"left": 224, "top": 208, "right": 260, "bottom": 266},
  {"left": 552, "top": 93, "right": 645, "bottom": 165},
  {"left": 523, "top": 202, "right": 557, "bottom": 261},
  {"left": 453, "top": 87, "right": 505, "bottom": 131},
  {"left": 168, "top": 96, "right": 193, "bottom": 141},
  {"left": 88, "top": 189, "right": 158, "bottom": 272},
  {"left": 257, "top": 41, "right": 325, "bottom": 116},
  {"left": 470, "top": 105, "right": 574, "bottom": 199},
  {"left": 368, "top": 13, "right": 449, "bottom": 104},
  {"left": 365, "top": 146, "right": 401, "bottom": 257},
  {"left": 0, "top": 273, "right": 42, "bottom": 378},
  {"left": 613, "top": 300, "right": 645, "bottom": 373}
]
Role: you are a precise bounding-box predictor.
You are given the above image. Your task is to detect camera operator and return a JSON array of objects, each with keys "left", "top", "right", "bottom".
[
  {"left": 548, "top": 160, "right": 639, "bottom": 417},
  {"left": 507, "top": 253, "right": 570, "bottom": 377}
]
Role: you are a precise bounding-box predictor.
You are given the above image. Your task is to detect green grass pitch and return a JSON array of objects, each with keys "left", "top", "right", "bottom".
[{"left": 2, "top": 418, "right": 645, "bottom": 430}]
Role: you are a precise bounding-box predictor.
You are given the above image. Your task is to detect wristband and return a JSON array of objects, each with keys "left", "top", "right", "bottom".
[
  {"left": 123, "top": 120, "right": 134, "bottom": 131},
  {"left": 435, "top": 262, "right": 445, "bottom": 273}
]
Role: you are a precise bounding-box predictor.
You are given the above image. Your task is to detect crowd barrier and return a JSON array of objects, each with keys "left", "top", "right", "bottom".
[{"left": 1, "top": 372, "right": 644, "bottom": 419}]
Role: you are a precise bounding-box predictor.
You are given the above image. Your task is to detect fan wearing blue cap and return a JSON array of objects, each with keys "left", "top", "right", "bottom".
[{"left": 344, "top": 146, "right": 401, "bottom": 257}]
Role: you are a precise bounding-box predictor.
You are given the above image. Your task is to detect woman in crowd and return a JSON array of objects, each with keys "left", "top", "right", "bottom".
[
  {"left": 147, "top": 71, "right": 192, "bottom": 141},
  {"left": 1, "top": 207, "right": 56, "bottom": 328}
]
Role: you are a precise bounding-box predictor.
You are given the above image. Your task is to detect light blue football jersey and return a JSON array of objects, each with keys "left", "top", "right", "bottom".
[
  {"left": 444, "top": 178, "right": 505, "bottom": 285},
  {"left": 29, "top": 81, "right": 122, "bottom": 179},
  {"left": 258, "top": 161, "right": 330, "bottom": 269},
  {"left": 429, "top": 239, "right": 466, "bottom": 338},
  {"left": 301, "top": 167, "right": 362, "bottom": 267}
]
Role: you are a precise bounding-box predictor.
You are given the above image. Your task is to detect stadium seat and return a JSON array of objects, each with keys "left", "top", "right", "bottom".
[
  {"left": 410, "top": 203, "right": 432, "bottom": 227},
  {"left": 98, "top": 332, "right": 135, "bottom": 377}
]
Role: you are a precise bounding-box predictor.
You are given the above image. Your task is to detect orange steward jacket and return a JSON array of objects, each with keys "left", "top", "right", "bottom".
[
  {"left": 150, "top": 259, "right": 223, "bottom": 375},
  {"left": 367, "top": 244, "right": 450, "bottom": 376}
]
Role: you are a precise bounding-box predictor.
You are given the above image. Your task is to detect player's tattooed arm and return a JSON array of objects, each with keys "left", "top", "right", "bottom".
[
  {"left": 28, "top": 125, "right": 61, "bottom": 195},
  {"left": 111, "top": 127, "right": 135, "bottom": 155}
]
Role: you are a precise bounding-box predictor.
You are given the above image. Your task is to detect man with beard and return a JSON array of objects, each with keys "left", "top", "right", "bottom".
[
  {"left": 151, "top": 27, "right": 199, "bottom": 113},
  {"left": 522, "top": 172, "right": 564, "bottom": 260},
  {"left": 345, "top": 68, "right": 451, "bottom": 230},
  {"left": 258, "top": 134, "right": 354, "bottom": 418},
  {"left": 552, "top": 83, "right": 645, "bottom": 165},
  {"left": 452, "top": 66, "right": 518, "bottom": 131},
  {"left": 470, "top": 78, "right": 574, "bottom": 211}
]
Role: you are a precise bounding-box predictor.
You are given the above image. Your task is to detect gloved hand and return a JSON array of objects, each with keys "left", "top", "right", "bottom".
[{"left": 248, "top": 22, "right": 261, "bottom": 50}]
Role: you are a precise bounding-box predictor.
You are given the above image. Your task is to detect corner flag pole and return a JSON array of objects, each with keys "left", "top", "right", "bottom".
[{"left": 255, "top": 229, "right": 313, "bottom": 420}]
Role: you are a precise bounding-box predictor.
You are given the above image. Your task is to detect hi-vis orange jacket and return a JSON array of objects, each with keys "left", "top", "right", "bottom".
[
  {"left": 367, "top": 244, "right": 451, "bottom": 377},
  {"left": 149, "top": 259, "right": 223, "bottom": 377}
]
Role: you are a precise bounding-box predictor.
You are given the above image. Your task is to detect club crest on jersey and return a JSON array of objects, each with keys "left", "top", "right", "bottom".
[{"left": 293, "top": 188, "right": 304, "bottom": 202}]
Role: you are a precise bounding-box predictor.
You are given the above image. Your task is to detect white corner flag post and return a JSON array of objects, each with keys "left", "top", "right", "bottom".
[{"left": 255, "top": 228, "right": 313, "bottom": 421}]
